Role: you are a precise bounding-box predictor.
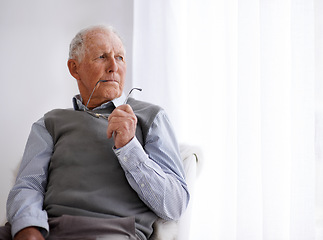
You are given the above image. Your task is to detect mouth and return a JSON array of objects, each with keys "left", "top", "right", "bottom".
[{"left": 101, "top": 79, "right": 119, "bottom": 84}]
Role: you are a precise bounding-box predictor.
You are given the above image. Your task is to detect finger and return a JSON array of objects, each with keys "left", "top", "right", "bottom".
[
  {"left": 107, "top": 126, "right": 113, "bottom": 139},
  {"left": 108, "top": 111, "right": 137, "bottom": 128},
  {"left": 106, "top": 116, "right": 128, "bottom": 138},
  {"left": 107, "top": 116, "right": 136, "bottom": 141},
  {"left": 116, "top": 104, "right": 133, "bottom": 113},
  {"left": 108, "top": 104, "right": 134, "bottom": 121},
  {"left": 107, "top": 116, "right": 135, "bottom": 134}
]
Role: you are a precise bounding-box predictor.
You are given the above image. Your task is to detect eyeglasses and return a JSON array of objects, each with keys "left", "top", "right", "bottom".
[
  {"left": 123, "top": 87, "right": 142, "bottom": 104},
  {"left": 83, "top": 80, "right": 142, "bottom": 120}
]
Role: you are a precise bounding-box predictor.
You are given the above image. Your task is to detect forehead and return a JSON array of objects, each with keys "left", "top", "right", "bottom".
[{"left": 84, "top": 30, "right": 125, "bottom": 54}]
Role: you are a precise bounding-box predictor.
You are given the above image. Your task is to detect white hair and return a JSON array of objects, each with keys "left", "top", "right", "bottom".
[{"left": 68, "top": 25, "right": 124, "bottom": 62}]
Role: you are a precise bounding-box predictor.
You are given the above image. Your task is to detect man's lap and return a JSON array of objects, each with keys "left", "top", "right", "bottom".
[
  {"left": 0, "top": 215, "right": 139, "bottom": 240},
  {"left": 0, "top": 223, "right": 11, "bottom": 240}
]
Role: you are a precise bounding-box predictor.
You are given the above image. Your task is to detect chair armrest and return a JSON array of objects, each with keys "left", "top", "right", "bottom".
[{"left": 150, "top": 144, "right": 202, "bottom": 240}]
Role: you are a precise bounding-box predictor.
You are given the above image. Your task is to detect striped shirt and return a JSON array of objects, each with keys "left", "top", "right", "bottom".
[{"left": 6, "top": 93, "right": 189, "bottom": 237}]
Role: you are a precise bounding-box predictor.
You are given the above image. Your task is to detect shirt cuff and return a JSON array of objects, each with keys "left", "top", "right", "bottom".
[
  {"left": 11, "top": 216, "right": 49, "bottom": 238},
  {"left": 113, "top": 137, "right": 147, "bottom": 171}
]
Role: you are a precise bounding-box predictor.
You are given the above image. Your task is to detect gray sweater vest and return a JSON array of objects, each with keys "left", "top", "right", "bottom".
[{"left": 43, "top": 98, "right": 161, "bottom": 239}]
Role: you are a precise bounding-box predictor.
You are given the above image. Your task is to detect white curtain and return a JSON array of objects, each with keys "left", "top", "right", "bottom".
[{"left": 133, "top": 0, "right": 321, "bottom": 239}]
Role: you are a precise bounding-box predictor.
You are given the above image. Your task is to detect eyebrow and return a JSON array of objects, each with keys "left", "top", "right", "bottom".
[{"left": 92, "top": 48, "right": 125, "bottom": 56}]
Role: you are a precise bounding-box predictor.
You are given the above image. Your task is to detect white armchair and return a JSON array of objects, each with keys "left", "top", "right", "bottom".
[{"left": 150, "top": 144, "right": 202, "bottom": 240}]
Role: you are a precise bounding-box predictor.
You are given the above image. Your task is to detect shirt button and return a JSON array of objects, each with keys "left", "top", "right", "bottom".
[
  {"left": 141, "top": 183, "right": 145, "bottom": 188},
  {"left": 123, "top": 156, "right": 128, "bottom": 162}
]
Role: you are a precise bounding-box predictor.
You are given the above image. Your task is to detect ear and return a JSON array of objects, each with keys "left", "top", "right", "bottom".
[{"left": 67, "top": 59, "right": 81, "bottom": 80}]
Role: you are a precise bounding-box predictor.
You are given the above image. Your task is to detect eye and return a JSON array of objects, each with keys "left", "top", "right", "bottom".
[
  {"left": 98, "top": 55, "right": 105, "bottom": 59},
  {"left": 116, "top": 55, "right": 124, "bottom": 61}
]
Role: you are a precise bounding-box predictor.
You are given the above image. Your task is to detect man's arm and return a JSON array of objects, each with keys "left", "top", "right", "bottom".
[
  {"left": 7, "top": 118, "right": 52, "bottom": 238},
  {"left": 14, "top": 227, "right": 45, "bottom": 240},
  {"left": 113, "top": 109, "right": 190, "bottom": 220}
]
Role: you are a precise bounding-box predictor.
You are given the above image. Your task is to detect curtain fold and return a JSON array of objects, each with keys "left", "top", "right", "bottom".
[
  {"left": 133, "top": 0, "right": 319, "bottom": 239},
  {"left": 132, "top": 0, "right": 183, "bottom": 129},
  {"left": 316, "top": 0, "right": 323, "bottom": 239}
]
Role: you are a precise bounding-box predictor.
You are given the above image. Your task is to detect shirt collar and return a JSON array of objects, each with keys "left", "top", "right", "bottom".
[{"left": 73, "top": 93, "right": 126, "bottom": 111}]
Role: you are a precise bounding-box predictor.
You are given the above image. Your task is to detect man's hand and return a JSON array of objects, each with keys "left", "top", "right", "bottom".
[
  {"left": 14, "top": 227, "right": 44, "bottom": 240},
  {"left": 107, "top": 104, "right": 137, "bottom": 149}
]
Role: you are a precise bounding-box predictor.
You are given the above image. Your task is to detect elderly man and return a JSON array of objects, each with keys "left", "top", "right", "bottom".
[{"left": 0, "top": 25, "right": 189, "bottom": 240}]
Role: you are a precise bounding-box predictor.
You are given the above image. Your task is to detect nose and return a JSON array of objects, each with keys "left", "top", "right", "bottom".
[{"left": 106, "top": 56, "right": 118, "bottom": 73}]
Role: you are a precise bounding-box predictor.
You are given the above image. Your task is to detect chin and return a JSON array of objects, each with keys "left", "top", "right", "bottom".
[{"left": 104, "top": 88, "right": 122, "bottom": 101}]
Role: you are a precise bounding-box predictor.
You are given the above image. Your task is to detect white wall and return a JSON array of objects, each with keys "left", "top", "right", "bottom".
[{"left": 0, "top": 0, "right": 133, "bottom": 224}]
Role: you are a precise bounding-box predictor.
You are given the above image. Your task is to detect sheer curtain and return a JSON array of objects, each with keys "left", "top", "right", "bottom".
[{"left": 133, "top": 0, "right": 320, "bottom": 239}]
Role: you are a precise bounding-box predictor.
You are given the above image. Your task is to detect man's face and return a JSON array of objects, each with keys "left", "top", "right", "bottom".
[{"left": 73, "top": 30, "right": 126, "bottom": 108}]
